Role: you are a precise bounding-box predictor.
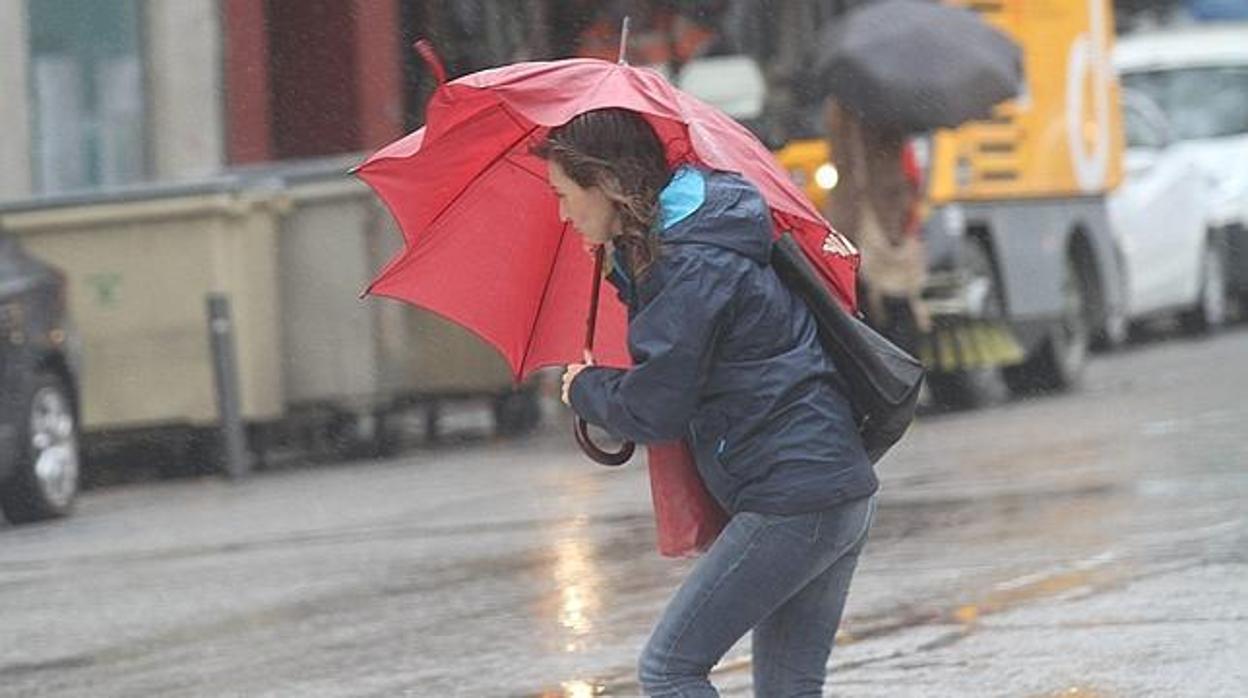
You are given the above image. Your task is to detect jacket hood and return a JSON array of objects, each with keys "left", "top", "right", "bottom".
[{"left": 661, "top": 168, "right": 774, "bottom": 265}]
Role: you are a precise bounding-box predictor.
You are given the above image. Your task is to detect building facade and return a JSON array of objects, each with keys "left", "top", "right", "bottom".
[
  {"left": 1, "top": 0, "right": 228, "bottom": 199},
  {"left": 8, "top": 0, "right": 1193, "bottom": 203},
  {"left": 0, "top": 0, "right": 412, "bottom": 202}
]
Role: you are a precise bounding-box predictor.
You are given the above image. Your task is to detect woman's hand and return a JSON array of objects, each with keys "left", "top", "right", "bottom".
[{"left": 561, "top": 351, "right": 595, "bottom": 406}]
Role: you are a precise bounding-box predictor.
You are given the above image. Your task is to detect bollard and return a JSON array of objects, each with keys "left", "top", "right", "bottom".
[{"left": 206, "top": 293, "right": 251, "bottom": 478}]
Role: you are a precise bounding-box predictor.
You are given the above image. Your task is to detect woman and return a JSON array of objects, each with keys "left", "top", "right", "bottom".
[{"left": 540, "top": 108, "right": 877, "bottom": 698}]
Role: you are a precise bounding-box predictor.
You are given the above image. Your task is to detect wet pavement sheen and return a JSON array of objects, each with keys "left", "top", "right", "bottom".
[{"left": 1, "top": 328, "right": 1246, "bottom": 697}]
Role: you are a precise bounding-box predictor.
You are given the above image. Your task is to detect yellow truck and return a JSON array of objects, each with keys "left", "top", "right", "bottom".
[{"left": 778, "top": 0, "right": 1126, "bottom": 407}]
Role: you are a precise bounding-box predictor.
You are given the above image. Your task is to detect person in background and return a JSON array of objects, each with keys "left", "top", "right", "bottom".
[{"left": 823, "top": 98, "right": 931, "bottom": 355}]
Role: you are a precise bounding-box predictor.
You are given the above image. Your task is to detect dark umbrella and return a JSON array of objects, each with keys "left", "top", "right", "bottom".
[{"left": 817, "top": 0, "right": 1023, "bottom": 133}]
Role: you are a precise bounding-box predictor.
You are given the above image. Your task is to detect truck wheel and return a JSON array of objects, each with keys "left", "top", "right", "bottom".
[
  {"left": 1092, "top": 245, "right": 1129, "bottom": 352},
  {"left": 0, "top": 373, "right": 81, "bottom": 524},
  {"left": 1092, "top": 305, "right": 1128, "bottom": 352},
  {"left": 1003, "top": 253, "right": 1090, "bottom": 395},
  {"left": 925, "top": 369, "right": 999, "bottom": 411},
  {"left": 1092, "top": 274, "right": 1129, "bottom": 352},
  {"left": 1179, "top": 242, "right": 1227, "bottom": 335}
]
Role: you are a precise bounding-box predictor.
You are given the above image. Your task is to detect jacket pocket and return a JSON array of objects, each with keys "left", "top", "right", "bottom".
[
  {"left": 689, "top": 414, "right": 735, "bottom": 487},
  {"left": 689, "top": 412, "right": 726, "bottom": 452},
  {"left": 693, "top": 414, "right": 738, "bottom": 469}
]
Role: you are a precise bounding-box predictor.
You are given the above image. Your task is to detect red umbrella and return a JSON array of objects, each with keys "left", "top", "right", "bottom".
[{"left": 355, "top": 52, "right": 858, "bottom": 383}]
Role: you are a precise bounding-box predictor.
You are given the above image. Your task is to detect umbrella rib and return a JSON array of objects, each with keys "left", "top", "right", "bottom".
[
  {"left": 571, "top": 64, "right": 622, "bottom": 124},
  {"left": 493, "top": 101, "right": 569, "bottom": 379},
  {"left": 379, "top": 103, "right": 566, "bottom": 380},
  {"left": 502, "top": 148, "right": 552, "bottom": 183},
  {"left": 368, "top": 116, "right": 540, "bottom": 292},
  {"left": 519, "top": 218, "right": 571, "bottom": 378},
  {"left": 491, "top": 100, "right": 591, "bottom": 379}
]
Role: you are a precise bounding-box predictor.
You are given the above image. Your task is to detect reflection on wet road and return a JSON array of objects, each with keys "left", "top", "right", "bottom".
[{"left": 1, "top": 330, "right": 1245, "bottom": 696}]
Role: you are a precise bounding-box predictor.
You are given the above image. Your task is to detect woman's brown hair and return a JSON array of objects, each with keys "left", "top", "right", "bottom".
[{"left": 533, "top": 108, "right": 671, "bottom": 278}]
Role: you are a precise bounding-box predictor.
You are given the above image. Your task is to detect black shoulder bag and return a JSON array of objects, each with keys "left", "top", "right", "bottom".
[{"left": 771, "top": 232, "right": 925, "bottom": 463}]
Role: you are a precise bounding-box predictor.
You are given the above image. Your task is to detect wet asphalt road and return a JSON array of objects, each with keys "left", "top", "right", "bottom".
[{"left": 2, "top": 327, "right": 1246, "bottom": 697}]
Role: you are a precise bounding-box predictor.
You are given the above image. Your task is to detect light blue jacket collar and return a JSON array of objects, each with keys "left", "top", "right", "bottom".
[{"left": 657, "top": 165, "right": 706, "bottom": 232}]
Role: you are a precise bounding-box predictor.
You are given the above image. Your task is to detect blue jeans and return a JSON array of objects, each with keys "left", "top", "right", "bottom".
[{"left": 639, "top": 495, "right": 876, "bottom": 697}]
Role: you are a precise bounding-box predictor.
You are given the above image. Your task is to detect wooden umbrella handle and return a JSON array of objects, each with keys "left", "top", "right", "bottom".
[
  {"left": 575, "top": 246, "right": 636, "bottom": 466},
  {"left": 575, "top": 416, "right": 635, "bottom": 466}
]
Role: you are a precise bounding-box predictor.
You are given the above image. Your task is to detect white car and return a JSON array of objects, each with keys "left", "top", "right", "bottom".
[
  {"left": 1112, "top": 23, "right": 1248, "bottom": 333},
  {"left": 1107, "top": 90, "right": 1223, "bottom": 334}
]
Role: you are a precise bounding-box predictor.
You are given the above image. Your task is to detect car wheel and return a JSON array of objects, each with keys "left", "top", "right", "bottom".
[
  {"left": 1179, "top": 243, "right": 1227, "bottom": 334},
  {"left": 0, "top": 372, "right": 81, "bottom": 523},
  {"left": 1003, "top": 253, "right": 1090, "bottom": 395}
]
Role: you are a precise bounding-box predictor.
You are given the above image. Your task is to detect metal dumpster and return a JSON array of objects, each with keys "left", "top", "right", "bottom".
[
  {"left": 0, "top": 161, "right": 540, "bottom": 467},
  {"left": 0, "top": 181, "right": 284, "bottom": 432},
  {"left": 264, "top": 159, "right": 534, "bottom": 446}
]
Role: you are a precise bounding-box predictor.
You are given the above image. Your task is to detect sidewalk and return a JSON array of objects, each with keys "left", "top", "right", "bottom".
[{"left": 821, "top": 561, "right": 1247, "bottom": 697}]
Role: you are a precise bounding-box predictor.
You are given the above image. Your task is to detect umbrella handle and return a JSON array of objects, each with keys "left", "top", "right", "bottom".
[
  {"left": 574, "top": 416, "right": 635, "bottom": 466},
  {"left": 573, "top": 246, "right": 636, "bottom": 466}
]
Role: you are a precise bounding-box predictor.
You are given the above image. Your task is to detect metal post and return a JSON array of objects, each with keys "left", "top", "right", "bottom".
[{"left": 206, "top": 293, "right": 251, "bottom": 478}]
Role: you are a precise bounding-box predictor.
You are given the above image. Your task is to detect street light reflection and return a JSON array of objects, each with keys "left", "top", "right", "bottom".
[
  {"left": 533, "top": 679, "right": 604, "bottom": 698},
  {"left": 560, "top": 679, "right": 600, "bottom": 698},
  {"left": 552, "top": 514, "right": 602, "bottom": 652}
]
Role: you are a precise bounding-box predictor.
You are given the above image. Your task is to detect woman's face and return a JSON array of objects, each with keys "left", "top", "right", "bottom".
[{"left": 548, "top": 161, "right": 618, "bottom": 247}]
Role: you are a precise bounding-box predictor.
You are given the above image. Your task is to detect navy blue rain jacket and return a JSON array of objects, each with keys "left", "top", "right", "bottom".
[{"left": 569, "top": 168, "right": 877, "bottom": 515}]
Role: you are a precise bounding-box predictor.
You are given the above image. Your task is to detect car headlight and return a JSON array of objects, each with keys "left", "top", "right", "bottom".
[{"left": 815, "top": 163, "right": 839, "bottom": 190}]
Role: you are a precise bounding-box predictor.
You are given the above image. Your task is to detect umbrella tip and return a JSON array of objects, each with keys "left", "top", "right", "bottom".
[
  {"left": 617, "top": 16, "right": 630, "bottom": 65},
  {"left": 414, "top": 38, "right": 447, "bottom": 86}
]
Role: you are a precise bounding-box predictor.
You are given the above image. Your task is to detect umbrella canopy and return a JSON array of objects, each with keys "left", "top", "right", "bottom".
[
  {"left": 817, "top": 0, "right": 1023, "bottom": 133},
  {"left": 356, "top": 57, "right": 858, "bottom": 382}
]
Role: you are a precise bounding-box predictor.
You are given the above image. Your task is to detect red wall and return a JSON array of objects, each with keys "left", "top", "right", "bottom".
[
  {"left": 222, "top": 0, "right": 402, "bottom": 164},
  {"left": 222, "top": 0, "right": 273, "bottom": 164},
  {"left": 353, "top": 0, "right": 403, "bottom": 151}
]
